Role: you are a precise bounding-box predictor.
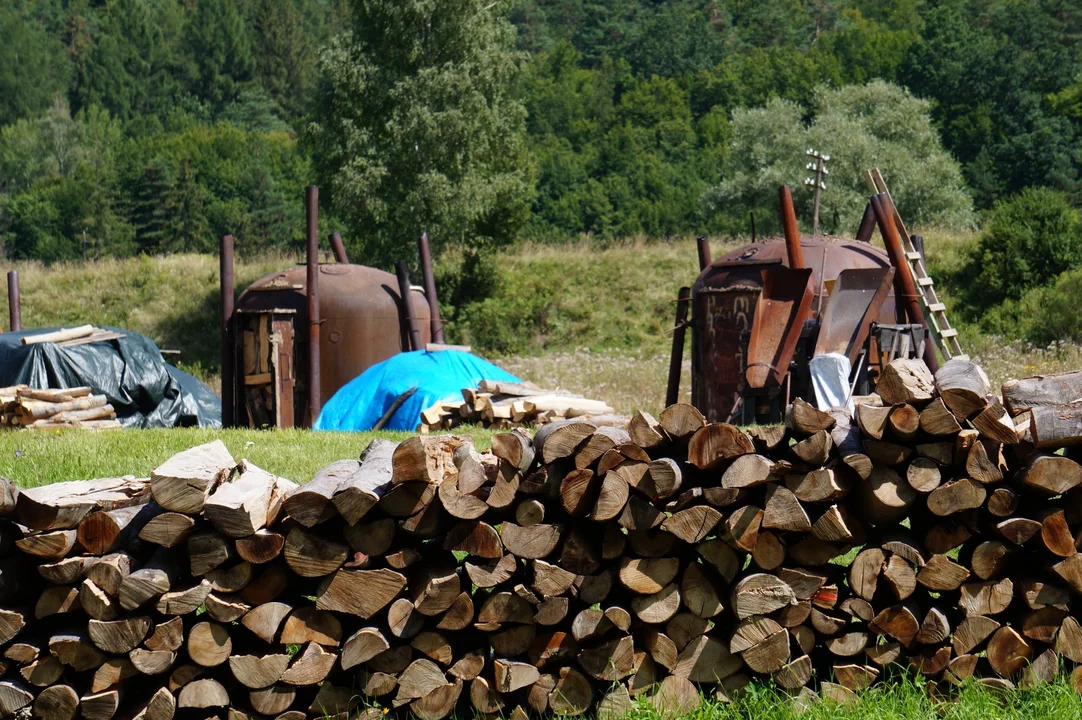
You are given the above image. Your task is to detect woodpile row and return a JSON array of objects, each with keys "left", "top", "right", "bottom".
[
  {"left": 419, "top": 379, "right": 620, "bottom": 433},
  {"left": 1, "top": 386, "right": 120, "bottom": 431},
  {"left": 4, "top": 358, "right": 1082, "bottom": 720}
]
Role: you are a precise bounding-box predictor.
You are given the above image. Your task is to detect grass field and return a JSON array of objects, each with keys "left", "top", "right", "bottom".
[{"left": 0, "top": 427, "right": 502, "bottom": 488}]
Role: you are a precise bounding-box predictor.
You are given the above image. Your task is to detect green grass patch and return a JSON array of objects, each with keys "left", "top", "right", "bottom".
[
  {"left": 686, "top": 674, "right": 1082, "bottom": 719},
  {"left": 0, "top": 427, "right": 497, "bottom": 488}
]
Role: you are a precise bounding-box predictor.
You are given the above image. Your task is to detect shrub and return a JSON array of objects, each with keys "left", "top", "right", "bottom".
[
  {"left": 971, "top": 187, "right": 1082, "bottom": 307},
  {"left": 983, "top": 265, "right": 1082, "bottom": 345}
]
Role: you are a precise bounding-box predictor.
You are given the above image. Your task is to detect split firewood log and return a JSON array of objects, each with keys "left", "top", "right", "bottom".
[
  {"left": 972, "top": 397, "right": 1018, "bottom": 446},
  {"left": 575, "top": 427, "right": 631, "bottom": 469},
  {"left": 49, "top": 633, "right": 105, "bottom": 671},
  {"left": 150, "top": 441, "right": 234, "bottom": 514},
  {"left": 492, "top": 430, "right": 536, "bottom": 473},
  {"left": 281, "top": 642, "right": 336, "bottom": 685},
  {"left": 629, "top": 411, "right": 666, "bottom": 449},
  {"left": 187, "top": 530, "right": 233, "bottom": 576},
  {"left": 177, "top": 678, "right": 229, "bottom": 709},
  {"left": 535, "top": 421, "right": 597, "bottom": 464},
  {"left": 920, "top": 398, "right": 962, "bottom": 435},
  {"left": 878, "top": 359, "right": 934, "bottom": 406},
  {"left": 501, "top": 523, "right": 561, "bottom": 559},
  {"left": 118, "top": 551, "right": 176, "bottom": 611},
  {"left": 16, "top": 529, "right": 77, "bottom": 561},
  {"left": 391, "top": 436, "right": 464, "bottom": 485},
  {"left": 986, "top": 626, "right": 1032, "bottom": 678},
  {"left": 653, "top": 675, "right": 701, "bottom": 718},
  {"left": 658, "top": 404, "right": 706, "bottom": 441},
  {"left": 205, "top": 462, "right": 294, "bottom": 538},
  {"left": 77, "top": 504, "right": 158, "bottom": 555},
  {"left": 283, "top": 526, "right": 346, "bottom": 577},
  {"left": 747, "top": 425, "right": 788, "bottom": 453},
  {"left": 831, "top": 411, "right": 872, "bottom": 480},
  {"left": 730, "top": 574, "right": 794, "bottom": 619},
  {"left": 230, "top": 654, "right": 290, "bottom": 689},
  {"left": 1018, "top": 454, "right": 1082, "bottom": 495},
  {"left": 672, "top": 634, "right": 742, "bottom": 682},
  {"left": 935, "top": 359, "right": 991, "bottom": 419},
  {"left": 316, "top": 568, "right": 406, "bottom": 618},
  {"left": 17, "top": 476, "right": 151, "bottom": 531},
  {"left": 857, "top": 401, "right": 892, "bottom": 440},
  {"left": 791, "top": 430, "right": 833, "bottom": 466},
  {"left": 32, "top": 684, "right": 79, "bottom": 720},
  {"left": 687, "top": 424, "right": 753, "bottom": 469},
  {"left": 959, "top": 578, "right": 1013, "bottom": 616},
  {"left": 137, "top": 513, "right": 194, "bottom": 548},
  {"left": 282, "top": 459, "right": 354, "bottom": 527},
  {"left": 786, "top": 398, "right": 835, "bottom": 436}
]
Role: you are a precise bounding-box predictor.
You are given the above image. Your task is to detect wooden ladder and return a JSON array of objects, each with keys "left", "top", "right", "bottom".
[{"left": 865, "top": 168, "right": 966, "bottom": 361}]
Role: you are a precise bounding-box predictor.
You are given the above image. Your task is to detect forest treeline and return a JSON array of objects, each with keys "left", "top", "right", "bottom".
[{"left": 2, "top": 0, "right": 1082, "bottom": 264}]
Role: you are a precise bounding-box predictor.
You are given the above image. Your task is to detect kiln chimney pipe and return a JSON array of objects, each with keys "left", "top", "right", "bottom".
[
  {"left": 396, "top": 261, "right": 423, "bottom": 352},
  {"left": 666, "top": 287, "right": 692, "bottom": 407},
  {"left": 696, "top": 236, "right": 712, "bottom": 272},
  {"left": 778, "top": 186, "right": 804, "bottom": 269},
  {"left": 306, "top": 186, "right": 322, "bottom": 425},
  {"left": 219, "top": 235, "right": 235, "bottom": 427},
  {"left": 330, "top": 232, "right": 348, "bottom": 264},
  {"left": 417, "top": 233, "right": 444, "bottom": 343},
  {"left": 7, "top": 271, "right": 21, "bottom": 333},
  {"left": 855, "top": 203, "right": 877, "bottom": 243}
]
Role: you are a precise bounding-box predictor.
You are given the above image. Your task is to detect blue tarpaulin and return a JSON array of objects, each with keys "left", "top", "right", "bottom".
[{"left": 314, "top": 350, "right": 520, "bottom": 432}]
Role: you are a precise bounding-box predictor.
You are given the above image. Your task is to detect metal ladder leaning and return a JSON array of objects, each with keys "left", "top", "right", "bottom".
[{"left": 865, "top": 168, "right": 966, "bottom": 361}]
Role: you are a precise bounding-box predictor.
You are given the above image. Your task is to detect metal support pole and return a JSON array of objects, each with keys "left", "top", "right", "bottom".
[
  {"left": 218, "top": 236, "right": 234, "bottom": 427},
  {"left": 666, "top": 287, "right": 691, "bottom": 407},
  {"left": 329, "top": 232, "right": 349, "bottom": 264},
  {"left": 417, "top": 233, "right": 444, "bottom": 343},
  {"left": 696, "top": 236, "right": 711, "bottom": 272},
  {"left": 7, "top": 271, "right": 21, "bottom": 332},
  {"left": 306, "top": 186, "right": 322, "bottom": 425},
  {"left": 396, "top": 262, "right": 423, "bottom": 352},
  {"left": 871, "top": 193, "right": 938, "bottom": 373},
  {"left": 778, "top": 186, "right": 805, "bottom": 269}
]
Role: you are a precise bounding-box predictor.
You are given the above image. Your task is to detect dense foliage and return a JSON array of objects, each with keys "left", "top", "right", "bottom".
[
  {"left": 308, "top": 0, "right": 534, "bottom": 260},
  {"left": 1, "top": 0, "right": 1082, "bottom": 265}
]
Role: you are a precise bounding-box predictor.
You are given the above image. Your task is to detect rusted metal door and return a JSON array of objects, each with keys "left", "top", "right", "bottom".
[{"left": 236, "top": 309, "right": 297, "bottom": 429}]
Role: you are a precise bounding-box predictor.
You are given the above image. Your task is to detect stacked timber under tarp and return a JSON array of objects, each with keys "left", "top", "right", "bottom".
[
  {"left": 1, "top": 386, "right": 120, "bottom": 430},
  {"left": 7, "top": 358, "right": 1082, "bottom": 720},
  {"left": 419, "top": 379, "right": 620, "bottom": 432}
]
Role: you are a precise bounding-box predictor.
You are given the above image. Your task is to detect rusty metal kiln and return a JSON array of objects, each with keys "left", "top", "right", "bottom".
[
  {"left": 670, "top": 185, "right": 941, "bottom": 424},
  {"left": 690, "top": 234, "right": 899, "bottom": 422},
  {"left": 219, "top": 187, "right": 442, "bottom": 429}
]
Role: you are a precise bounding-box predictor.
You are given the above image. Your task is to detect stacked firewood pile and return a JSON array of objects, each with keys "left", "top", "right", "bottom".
[
  {"left": 5, "top": 357, "right": 1082, "bottom": 720},
  {"left": 0, "top": 386, "right": 119, "bottom": 430},
  {"left": 419, "top": 379, "right": 620, "bottom": 432}
]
